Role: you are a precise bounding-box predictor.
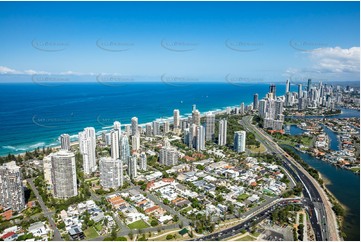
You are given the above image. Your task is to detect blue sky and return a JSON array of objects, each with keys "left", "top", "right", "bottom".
[{"left": 0, "top": 1, "right": 359, "bottom": 83}]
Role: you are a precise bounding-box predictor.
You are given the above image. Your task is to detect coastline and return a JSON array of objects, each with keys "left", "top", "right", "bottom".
[{"left": 1, "top": 103, "right": 250, "bottom": 158}]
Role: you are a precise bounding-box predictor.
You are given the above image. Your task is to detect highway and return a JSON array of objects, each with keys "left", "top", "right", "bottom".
[
  {"left": 193, "top": 198, "right": 300, "bottom": 241},
  {"left": 240, "top": 116, "right": 338, "bottom": 241}
]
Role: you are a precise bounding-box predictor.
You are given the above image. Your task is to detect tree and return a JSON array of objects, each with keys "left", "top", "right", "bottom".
[
  {"left": 151, "top": 220, "right": 159, "bottom": 227},
  {"left": 166, "top": 234, "right": 173, "bottom": 240},
  {"left": 111, "top": 228, "right": 117, "bottom": 240}
]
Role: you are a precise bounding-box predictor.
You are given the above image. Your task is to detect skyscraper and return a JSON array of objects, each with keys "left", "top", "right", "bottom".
[
  {"left": 307, "top": 78, "right": 312, "bottom": 92},
  {"left": 159, "top": 146, "right": 178, "bottom": 166},
  {"left": 285, "top": 79, "right": 290, "bottom": 94},
  {"left": 51, "top": 150, "right": 77, "bottom": 199},
  {"left": 99, "top": 157, "right": 123, "bottom": 189},
  {"left": 0, "top": 161, "right": 25, "bottom": 211},
  {"left": 218, "top": 119, "right": 227, "bottom": 146},
  {"left": 153, "top": 121, "right": 160, "bottom": 136},
  {"left": 128, "top": 155, "right": 137, "bottom": 179},
  {"left": 269, "top": 84, "right": 276, "bottom": 99},
  {"left": 205, "top": 112, "right": 215, "bottom": 141},
  {"left": 163, "top": 121, "right": 170, "bottom": 134},
  {"left": 240, "top": 102, "right": 245, "bottom": 114},
  {"left": 253, "top": 94, "right": 259, "bottom": 110},
  {"left": 192, "top": 109, "right": 201, "bottom": 126},
  {"left": 234, "top": 131, "right": 246, "bottom": 153},
  {"left": 298, "top": 84, "right": 303, "bottom": 98},
  {"left": 139, "top": 152, "right": 147, "bottom": 171},
  {"left": 131, "top": 117, "right": 138, "bottom": 136},
  {"left": 78, "top": 127, "right": 97, "bottom": 174},
  {"left": 60, "top": 134, "right": 70, "bottom": 151},
  {"left": 131, "top": 132, "right": 140, "bottom": 151},
  {"left": 195, "top": 125, "right": 205, "bottom": 151},
  {"left": 258, "top": 99, "right": 267, "bottom": 118},
  {"left": 120, "top": 134, "right": 130, "bottom": 163},
  {"left": 275, "top": 100, "right": 284, "bottom": 118},
  {"left": 113, "top": 121, "right": 121, "bottom": 131},
  {"left": 173, "top": 109, "right": 180, "bottom": 130},
  {"left": 145, "top": 124, "right": 152, "bottom": 137},
  {"left": 110, "top": 129, "right": 120, "bottom": 159}
]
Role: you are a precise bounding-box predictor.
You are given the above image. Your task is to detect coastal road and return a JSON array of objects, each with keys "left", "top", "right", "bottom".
[
  {"left": 240, "top": 116, "right": 339, "bottom": 241},
  {"left": 27, "top": 178, "right": 63, "bottom": 241}
]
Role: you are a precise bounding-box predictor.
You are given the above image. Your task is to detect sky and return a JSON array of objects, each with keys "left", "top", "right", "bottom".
[{"left": 0, "top": 1, "right": 359, "bottom": 83}]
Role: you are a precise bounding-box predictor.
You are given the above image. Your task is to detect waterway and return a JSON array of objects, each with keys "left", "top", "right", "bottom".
[{"left": 285, "top": 108, "right": 360, "bottom": 240}]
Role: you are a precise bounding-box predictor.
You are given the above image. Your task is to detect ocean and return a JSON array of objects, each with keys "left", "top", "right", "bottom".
[{"left": 0, "top": 82, "right": 281, "bottom": 156}]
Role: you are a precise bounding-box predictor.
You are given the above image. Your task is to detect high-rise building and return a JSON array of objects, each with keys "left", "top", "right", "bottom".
[
  {"left": 173, "top": 109, "right": 180, "bottom": 130},
  {"left": 131, "top": 117, "right": 138, "bottom": 136},
  {"left": 307, "top": 79, "right": 312, "bottom": 92},
  {"left": 131, "top": 132, "right": 140, "bottom": 151},
  {"left": 159, "top": 146, "right": 178, "bottom": 166},
  {"left": 253, "top": 94, "right": 259, "bottom": 110},
  {"left": 195, "top": 125, "right": 205, "bottom": 151},
  {"left": 240, "top": 102, "right": 245, "bottom": 114},
  {"left": 285, "top": 92, "right": 293, "bottom": 107},
  {"left": 269, "top": 84, "right": 276, "bottom": 99},
  {"left": 110, "top": 129, "right": 120, "bottom": 159},
  {"left": 188, "top": 124, "right": 197, "bottom": 149},
  {"left": 78, "top": 127, "right": 97, "bottom": 174},
  {"left": 43, "top": 154, "right": 53, "bottom": 187},
  {"left": 275, "top": 100, "right": 284, "bottom": 118},
  {"left": 145, "top": 124, "right": 152, "bottom": 137},
  {"left": 0, "top": 161, "right": 25, "bottom": 211},
  {"left": 139, "top": 152, "right": 147, "bottom": 171},
  {"left": 234, "top": 131, "right": 246, "bottom": 153},
  {"left": 113, "top": 121, "right": 121, "bottom": 131},
  {"left": 153, "top": 121, "right": 160, "bottom": 136},
  {"left": 285, "top": 80, "right": 290, "bottom": 94},
  {"left": 205, "top": 112, "right": 215, "bottom": 141},
  {"left": 51, "top": 150, "right": 77, "bottom": 199},
  {"left": 125, "top": 125, "right": 131, "bottom": 136},
  {"left": 218, "top": 119, "right": 227, "bottom": 146},
  {"left": 60, "top": 134, "right": 70, "bottom": 151},
  {"left": 120, "top": 134, "right": 130, "bottom": 163},
  {"left": 192, "top": 109, "right": 201, "bottom": 126},
  {"left": 128, "top": 155, "right": 137, "bottom": 179},
  {"left": 163, "top": 121, "right": 170, "bottom": 134},
  {"left": 99, "top": 157, "right": 123, "bottom": 189},
  {"left": 298, "top": 84, "right": 303, "bottom": 98},
  {"left": 259, "top": 99, "right": 267, "bottom": 118}
]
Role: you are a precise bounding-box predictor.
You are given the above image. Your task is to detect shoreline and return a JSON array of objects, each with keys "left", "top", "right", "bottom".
[{"left": 0, "top": 103, "right": 250, "bottom": 158}]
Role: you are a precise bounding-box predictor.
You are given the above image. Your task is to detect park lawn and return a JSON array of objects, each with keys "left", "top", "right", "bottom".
[
  {"left": 128, "top": 220, "right": 150, "bottom": 229},
  {"left": 84, "top": 227, "right": 99, "bottom": 239},
  {"left": 248, "top": 144, "right": 266, "bottom": 153},
  {"left": 95, "top": 223, "right": 102, "bottom": 231},
  {"left": 236, "top": 235, "right": 256, "bottom": 241}
]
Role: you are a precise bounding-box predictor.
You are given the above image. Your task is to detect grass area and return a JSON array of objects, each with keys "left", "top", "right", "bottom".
[
  {"left": 236, "top": 235, "right": 256, "bottom": 241},
  {"left": 248, "top": 144, "right": 266, "bottom": 153},
  {"left": 95, "top": 223, "right": 102, "bottom": 231},
  {"left": 84, "top": 227, "right": 99, "bottom": 239},
  {"left": 128, "top": 220, "right": 150, "bottom": 229},
  {"left": 237, "top": 194, "right": 249, "bottom": 201},
  {"left": 350, "top": 167, "right": 360, "bottom": 172}
]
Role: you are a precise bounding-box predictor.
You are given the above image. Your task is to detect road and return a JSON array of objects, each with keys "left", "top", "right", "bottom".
[
  {"left": 240, "top": 116, "right": 339, "bottom": 241},
  {"left": 27, "top": 178, "right": 63, "bottom": 241},
  {"left": 193, "top": 198, "right": 298, "bottom": 241}
]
